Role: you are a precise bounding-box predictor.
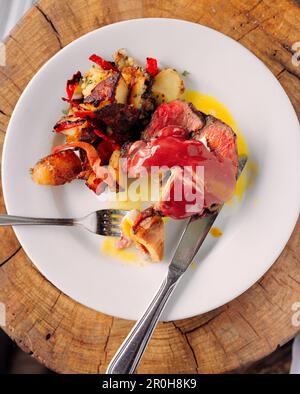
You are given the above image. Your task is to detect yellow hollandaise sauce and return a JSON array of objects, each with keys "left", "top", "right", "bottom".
[{"left": 102, "top": 237, "right": 138, "bottom": 263}]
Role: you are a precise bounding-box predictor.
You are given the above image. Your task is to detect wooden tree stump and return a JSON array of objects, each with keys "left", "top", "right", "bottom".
[{"left": 0, "top": 0, "right": 300, "bottom": 374}]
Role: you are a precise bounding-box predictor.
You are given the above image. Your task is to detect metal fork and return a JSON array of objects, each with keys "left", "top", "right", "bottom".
[{"left": 0, "top": 209, "right": 126, "bottom": 237}]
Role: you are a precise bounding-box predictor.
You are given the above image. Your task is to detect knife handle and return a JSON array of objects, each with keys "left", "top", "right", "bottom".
[{"left": 106, "top": 266, "right": 182, "bottom": 374}]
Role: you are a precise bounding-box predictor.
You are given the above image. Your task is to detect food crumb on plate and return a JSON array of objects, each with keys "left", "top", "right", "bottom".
[
  {"left": 101, "top": 237, "right": 150, "bottom": 266},
  {"left": 210, "top": 227, "right": 223, "bottom": 238},
  {"left": 190, "top": 261, "right": 197, "bottom": 269},
  {"left": 101, "top": 237, "right": 138, "bottom": 263}
]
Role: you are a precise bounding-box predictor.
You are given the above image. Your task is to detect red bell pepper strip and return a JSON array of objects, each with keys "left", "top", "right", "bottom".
[
  {"left": 146, "top": 57, "right": 158, "bottom": 76},
  {"left": 93, "top": 129, "right": 109, "bottom": 140},
  {"left": 61, "top": 97, "right": 82, "bottom": 107},
  {"left": 93, "top": 129, "right": 120, "bottom": 150},
  {"left": 97, "top": 140, "right": 115, "bottom": 165},
  {"left": 66, "top": 71, "right": 82, "bottom": 101},
  {"left": 74, "top": 110, "right": 97, "bottom": 119},
  {"left": 89, "top": 54, "right": 118, "bottom": 71},
  {"left": 54, "top": 119, "right": 85, "bottom": 133}
]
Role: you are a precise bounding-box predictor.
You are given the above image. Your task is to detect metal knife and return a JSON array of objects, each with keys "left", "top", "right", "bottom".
[{"left": 106, "top": 155, "right": 248, "bottom": 374}]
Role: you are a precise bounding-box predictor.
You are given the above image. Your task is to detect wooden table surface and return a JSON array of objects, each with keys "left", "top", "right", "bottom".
[{"left": 0, "top": 0, "right": 300, "bottom": 374}]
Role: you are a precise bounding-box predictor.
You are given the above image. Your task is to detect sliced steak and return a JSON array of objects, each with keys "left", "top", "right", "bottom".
[
  {"left": 143, "top": 100, "right": 205, "bottom": 140},
  {"left": 123, "top": 135, "right": 237, "bottom": 218},
  {"left": 193, "top": 115, "right": 238, "bottom": 170}
]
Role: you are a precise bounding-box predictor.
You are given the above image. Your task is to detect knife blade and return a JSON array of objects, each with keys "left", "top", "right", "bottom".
[{"left": 170, "top": 154, "right": 248, "bottom": 273}]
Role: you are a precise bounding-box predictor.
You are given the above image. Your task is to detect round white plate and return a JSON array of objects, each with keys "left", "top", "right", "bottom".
[{"left": 2, "top": 19, "right": 300, "bottom": 321}]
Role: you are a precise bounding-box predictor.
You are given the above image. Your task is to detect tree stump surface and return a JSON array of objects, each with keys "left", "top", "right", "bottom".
[{"left": 0, "top": 0, "right": 299, "bottom": 374}]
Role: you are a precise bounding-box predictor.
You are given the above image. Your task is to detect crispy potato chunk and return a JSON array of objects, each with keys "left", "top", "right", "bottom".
[
  {"left": 31, "top": 150, "right": 82, "bottom": 186},
  {"left": 132, "top": 215, "right": 164, "bottom": 262},
  {"left": 109, "top": 149, "right": 120, "bottom": 170},
  {"left": 121, "top": 210, "right": 164, "bottom": 262},
  {"left": 113, "top": 49, "right": 137, "bottom": 69},
  {"left": 121, "top": 66, "right": 143, "bottom": 87},
  {"left": 129, "top": 73, "right": 148, "bottom": 109},
  {"left": 121, "top": 66, "right": 153, "bottom": 110},
  {"left": 81, "top": 66, "right": 112, "bottom": 97},
  {"left": 53, "top": 116, "right": 88, "bottom": 143},
  {"left": 115, "top": 76, "right": 129, "bottom": 104},
  {"left": 83, "top": 72, "right": 128, "bottom": 105},
  {"left": 152, "top": 68, "right": 185, "bottom": 104}
]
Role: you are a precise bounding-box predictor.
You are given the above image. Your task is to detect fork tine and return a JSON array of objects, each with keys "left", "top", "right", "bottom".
[
  {"left": 96, "top": 209, "right": 126, "bottom": 221},
  {"left": 101, "top": 228, "right": 122, "bottom": 237},
  {"left": 111, "top": 218, "right": 123, "bottom": 224},
  {"left": 109, "top": 224, "right": 123, "bottom": 233},
  {"left": 84, "top": 209, "right": 127, "bottom": 236},
  {"left": 100, "top": 216, "right": 123, "bottom": 222},
  {"left": 98, "top": 220, "right": 122, "bottom": 236},
  {"left": 100, "top": 209, "right": 127, "bottom": 216},
  {"left": 108, "top": 231, "right": 122, "bottom": 237},
  {"left": 101, "top": 220, "right": 112, "bottom": 225}
]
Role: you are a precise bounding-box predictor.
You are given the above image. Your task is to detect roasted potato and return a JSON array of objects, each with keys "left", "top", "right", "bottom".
[
  {"left": 132, "top": 215, "right": 164, "bottom": 261},
  {"left": 81, "top": 66, "right": 111, "bottom": 97},
  {"left": 69, "top": 102, "right": 100, "bottom": 115},
  {"left": 53, "top": 116, "right": 88, "bottom": 143},
  {"left": 120, "top": 210, "right": 164, "bottom": 262},
  {"left": 120, "top": 66, "right": 141, "bottom": 87},
  {"left": 128, "top": 73, "right": 148, "bottom": 109},
  {"left": 114, "top": 75, "right": 128, "bottom": 104},
  {"left": 109, "top": 149, "right": 126, "bottom": 191},
  {"left": 120, "top": 66, "right": 153, "bottom": 110},
  {"left": 109, "top": 149, "right": 120, "bottom": 169},
  {"left": 109, "top": 149, "right": 121, "bottom": 179},
  {"left": 113, "top": 49, "right": 137, "bottom": 70},
  {"left": 31, "top": 150, "right": 82, "bottom": 186},
  {"left": 152, "top": 68, "right": 185, "bottom": 104}
]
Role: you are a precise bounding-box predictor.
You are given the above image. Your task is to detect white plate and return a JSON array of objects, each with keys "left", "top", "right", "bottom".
[{"left": 2, "top": 19, "right": 300, "bottom": 321}]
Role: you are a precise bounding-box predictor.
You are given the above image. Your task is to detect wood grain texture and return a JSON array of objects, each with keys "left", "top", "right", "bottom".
[{"left": 0, "top": 0, "right": 299, "bottom": 374}]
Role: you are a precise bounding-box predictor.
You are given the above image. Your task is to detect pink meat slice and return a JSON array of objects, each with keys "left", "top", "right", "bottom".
[
  {"left": 125, "top": 135, "right": 237, "bottom": 219},
  {"left": 143, "top": 100, "right": 205, "bottom": 140},
  {"left": 193, "top": 115, "right": 238, "bottom": 170}
]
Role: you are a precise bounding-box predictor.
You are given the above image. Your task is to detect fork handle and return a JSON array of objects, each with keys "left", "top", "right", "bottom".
[
  {"left": 106, "top": 266, "right": 182, "bottom": 374},
  {"left": 0, "top": 215, "right": 74, "bottom": 226}
]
